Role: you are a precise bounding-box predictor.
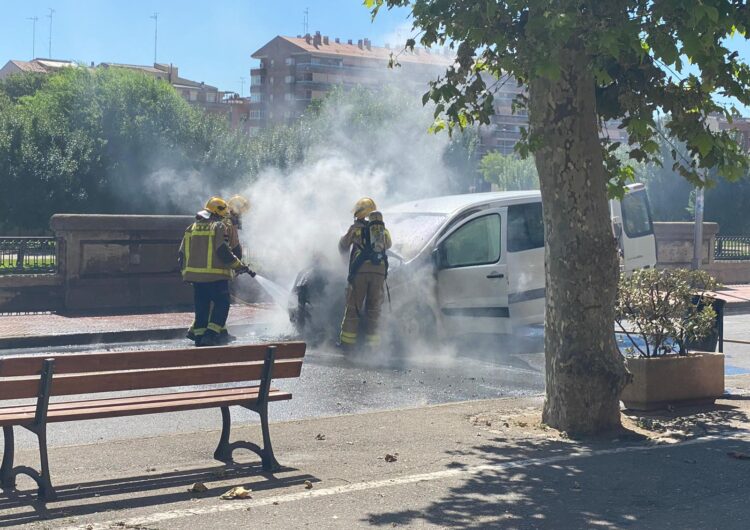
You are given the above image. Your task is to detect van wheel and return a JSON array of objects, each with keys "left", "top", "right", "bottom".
[{"left": 392, "top": 302, "right": 438, "bottom": 353}]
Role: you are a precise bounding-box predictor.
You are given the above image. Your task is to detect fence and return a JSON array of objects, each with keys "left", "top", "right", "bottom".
[
  {"left": 715, "top": 236, "right": 750, "bottom": 261},
  {"left": 0, "top": 237, "right": 57, "bottom": 274}
]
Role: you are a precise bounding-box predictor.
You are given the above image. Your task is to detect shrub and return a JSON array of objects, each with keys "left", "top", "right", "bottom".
[{"left": 615, "top": 268, "right": 720, "bottom": 357}]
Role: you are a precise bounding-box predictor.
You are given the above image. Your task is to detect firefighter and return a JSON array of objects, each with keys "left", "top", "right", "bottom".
[
  {"left": 179, "top": 197, "right": 253, "bottom": 347},
  {"left": 226, "top": 194, "right": 251, "bottom": 259},
  {"left": 338, "top": 197, "right": 392, "bottom": 350}
]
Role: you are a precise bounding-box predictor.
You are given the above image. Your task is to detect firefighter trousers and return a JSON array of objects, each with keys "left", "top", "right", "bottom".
[
  {"left": 340, "top": 272, "right": 385, "bottom": 347},
  {"left": 192, "top": 280, "right": 231, "bottom": 337}
]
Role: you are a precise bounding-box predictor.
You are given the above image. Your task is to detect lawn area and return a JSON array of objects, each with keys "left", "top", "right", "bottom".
[{"left": 0, "top": 254, "right": 56, "bottom": 272}]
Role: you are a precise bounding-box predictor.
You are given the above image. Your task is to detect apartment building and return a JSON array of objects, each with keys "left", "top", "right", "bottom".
[{"left": 248, "top": 32, "right": 453, "bottom": 132}]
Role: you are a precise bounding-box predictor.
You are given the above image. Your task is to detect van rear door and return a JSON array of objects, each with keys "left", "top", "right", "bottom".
[
  {"left": 434, "top": 209, "right": 511, "bottom": 335},
  {"left": 610, "top": 184, "right": 656, "bottom": 272}
]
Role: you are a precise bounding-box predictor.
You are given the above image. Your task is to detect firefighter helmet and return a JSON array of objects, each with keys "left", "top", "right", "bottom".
[
  {"left": 227, "top": 194, "right": 251, "bottom": 215},
  {"left": 353, "top": 197, "right": 377, "bottom": 219},
  {"left": 204, "top": 196, "right": 230, "bottom": 218}
]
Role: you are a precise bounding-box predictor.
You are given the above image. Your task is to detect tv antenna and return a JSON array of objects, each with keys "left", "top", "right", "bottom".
[
  {"left": 240, "top": 76, "right": 246, "bottom": 97},
  {"left": 46, "top": 8, "right": 55, "bottom": 58},
  {"left": 27, "top": 16, "right": 38, "bottom": 58},
  {"left": 303, "top": 8, "right": 309, "bottom": 34},
  {"left": 150, "top": 12, "right": 159, "bottom": 63}
]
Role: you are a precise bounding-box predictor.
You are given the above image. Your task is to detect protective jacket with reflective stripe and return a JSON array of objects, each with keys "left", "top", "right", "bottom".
[{"left": 179, "top": 220, "right": 239, "bottom": 283}]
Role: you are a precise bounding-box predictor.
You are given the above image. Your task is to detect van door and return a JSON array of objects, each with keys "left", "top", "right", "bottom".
[
  {"left": 610, "top": 185, "right": 656, "bottom": 272},
  {"left": 434, "top": 209, "right": 511, "bottom": 335},
  {"left": 506, "top": 201, "right": 546, "bottom": 327}
]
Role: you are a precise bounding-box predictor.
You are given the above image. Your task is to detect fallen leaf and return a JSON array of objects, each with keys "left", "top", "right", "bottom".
[
  {"left": 304, "top": 480, "right": 313, "bottom": 489},
  {"left": 315, "top": 433, "right": 326, "bottom": 441},
  {"left": 273, "top": 501, "right": 280, "bottom": 505},
  {"left": 728, "top": 451, "right": 750, "bottom": 460},
  {"left": 517, "top": 421, "right": 528, "bottom": 428},
  {"left": 385, "top": 454, "right": 398, "bottom": 463},
  {"left": 221, "top": 486, "right": 252, "bottom": 500},
  {"left": 187, "top": 482, "right": 208, "bottom": 493}
]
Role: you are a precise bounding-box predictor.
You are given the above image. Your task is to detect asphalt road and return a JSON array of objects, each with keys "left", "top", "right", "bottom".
[
  {"left": 4, "top": 311, "right": 750, "bottom": 451},
  {"left": 2, "top": 316, "right": 546, "bottom": 450}
]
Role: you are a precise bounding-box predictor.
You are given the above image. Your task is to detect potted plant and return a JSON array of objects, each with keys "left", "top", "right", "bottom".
[{"left": 615, "top": 268, "right": 724, "bottom": 411}]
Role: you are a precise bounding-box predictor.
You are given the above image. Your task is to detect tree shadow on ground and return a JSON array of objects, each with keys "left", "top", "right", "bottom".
[
  {"left": 0, "top": 462, "right": 317, "bottom": 527},
  {"left": 365, "top": 404, "right": 750, "bottom": 529}
]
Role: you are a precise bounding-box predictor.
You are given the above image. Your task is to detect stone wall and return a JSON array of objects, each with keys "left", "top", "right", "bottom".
[
  {"left": 654, "top": 221, "right": 750, "bottom": 284},
  {"left": 51, "top": 214, "right": 195, "bottom": 311}
]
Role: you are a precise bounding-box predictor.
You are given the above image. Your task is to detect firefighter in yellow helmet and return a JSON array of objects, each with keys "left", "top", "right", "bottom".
[
  {"left": 338, "top": 197, "right": 392, "bottom": 350},
  {"left": 225, "top": 194, "right": 250, "bottom": 259},
  {"left": 179, "top": 197, "right": 254, "bottom": 347}
]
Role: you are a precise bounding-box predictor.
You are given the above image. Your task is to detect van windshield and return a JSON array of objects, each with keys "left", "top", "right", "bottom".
[{"left": 385, "top": 213, "right": 448, "bottom": 260}]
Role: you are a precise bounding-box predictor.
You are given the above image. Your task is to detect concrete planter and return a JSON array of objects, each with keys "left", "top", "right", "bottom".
[{"left": 621, "top": 352, "right": 725, "bottom": 411}]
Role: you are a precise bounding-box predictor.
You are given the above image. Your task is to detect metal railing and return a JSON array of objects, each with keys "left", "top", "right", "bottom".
[
  {"left": 715, "top": 236, "right": 750, "bottom": 261},
  {"left": 0, "top": 237, "right": 57, "bottom": 274}
]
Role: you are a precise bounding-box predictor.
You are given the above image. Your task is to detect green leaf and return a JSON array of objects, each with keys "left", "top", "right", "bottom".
[{"left": 694, "top": 133, "right": 713, "bottom": 157}]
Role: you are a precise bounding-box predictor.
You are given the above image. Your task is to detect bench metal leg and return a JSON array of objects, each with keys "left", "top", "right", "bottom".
[
  {"left": 213, "top": 406, "right": 233, "bottom": 462},
  {"left": 1, "top": 426, "right": 57, "bottom": 501},
  {"left": 1, "top": 426, "right": 15, "bottom": 488},
  {"left": 213, "top": 405, "right": 280, "bottom": 471},
  {"left": 36, "top": 427, "right": 56, "bottom": 501},
  {"left": 257, "top": 403, "right": 280, "bottom": 472}
]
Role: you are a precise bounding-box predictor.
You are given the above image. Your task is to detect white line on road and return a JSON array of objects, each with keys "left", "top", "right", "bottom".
[{"left": 61, "top": 431, "right": 750, "bottom": 530}]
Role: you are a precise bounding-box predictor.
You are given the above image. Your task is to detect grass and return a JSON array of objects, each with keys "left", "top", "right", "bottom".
[{"left": 0, "top": 254, "right": 56, "bottom": 271}]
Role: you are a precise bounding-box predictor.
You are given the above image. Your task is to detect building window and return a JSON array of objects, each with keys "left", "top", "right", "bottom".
[
  {"left": 270, "top": 94, "right": 274, "bottom": 102},
  {"left": 285, "top": 57, "right": 295, "bottom": 66},
  {"left": 285, "top": 75, "right": 294, "bottom": 84},
  {"left": 270, "top": 76, "right": 274, "bottom": 84},
  {"left": 285, "top": 93, "right": 293, "bottom": 101},
  {"left": 251, "top": 75, "right": 264, "bottom": 85},
  {"left": 206, "top": 92, "right": 216, "bottom": 103},
  {"left": 189, "top": 90, "right": 198, "bottom": 101},
  {"left": 270, "top": 59, "right": 275, "bottom": 67},
  {"left": 249, "top": 109, "right": 266, "bottom": 119},
  {"left": 250, "top": 93, "right": 264, "bottom": 103}
]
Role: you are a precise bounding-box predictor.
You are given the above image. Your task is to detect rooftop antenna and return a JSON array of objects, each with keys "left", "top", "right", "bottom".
[
  {"left": 239, "top": 76, "right": 246, "bottom": 96},
  {"left": 150, "top": 12, "right": 159, "bottom": 64},
  {"left": 46, "top": 8, "right": 55, "bottom": 58},
  {"left": 27, "top": 16, "right": 38, "bottom": 59},
  {"left": 303, "top": 7, "right": 309, "bottom": 35}
]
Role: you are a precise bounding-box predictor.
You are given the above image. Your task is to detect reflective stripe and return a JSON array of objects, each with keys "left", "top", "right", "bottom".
[
  {"left": 340, "top": 331, "right": 357, "bottom": 344},
  {"left": 192, "top": 327, "right": 207, "bottom": 336},
  {"left": 365, "top": 334, "right": 380, "bottom": 345},
  {"left": 207, "top": 322, "right": 223, "bottom": 333}
]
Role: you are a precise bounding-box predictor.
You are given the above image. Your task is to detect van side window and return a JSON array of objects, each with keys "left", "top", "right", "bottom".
[
  {"left": 508, "top": 202, "right": 544, "bottom": 252},
  {"left": 442, "top": 214, "right": 501, "bottom": 268}
]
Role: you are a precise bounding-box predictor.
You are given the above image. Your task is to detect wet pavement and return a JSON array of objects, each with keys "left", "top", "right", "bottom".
[
  {"left": 2, "top": 309, "right": 750, "bottom": 452},
  {"left": 1, "top": 315, "right": 546, "bottom": 450}
]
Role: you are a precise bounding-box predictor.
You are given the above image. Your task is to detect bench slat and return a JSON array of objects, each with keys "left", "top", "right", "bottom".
[
  {"left": 0, "top": 389, "right": 292, "bottom": 426},
  {"left": 0, "top": 359, "right": 302, "bottom": 400},
  {"left": 0, "top": 385, "right": 279, "bottom": 416},
  {"left": 0, "top": 342, "right": 306, "bottom": 377}
]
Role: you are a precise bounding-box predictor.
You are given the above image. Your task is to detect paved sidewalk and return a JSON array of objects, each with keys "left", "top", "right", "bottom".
[
  {"left": 2, "top": 377, "right": 750, "bottom": 529},
  {"left": 0, "top": 303, "right": 276, "bottom": 348},
  {"left": 713, "top": 283, "right": 750, "bottom": 313}
]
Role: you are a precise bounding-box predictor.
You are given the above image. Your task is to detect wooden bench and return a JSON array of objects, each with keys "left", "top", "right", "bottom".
[{"left": 0, "top": 341, "right": 306, "bottom": 501}]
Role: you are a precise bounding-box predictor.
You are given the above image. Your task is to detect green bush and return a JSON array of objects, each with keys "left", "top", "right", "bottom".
[{"left": 615, "top": 268, "right": 720, "bottom": 357}]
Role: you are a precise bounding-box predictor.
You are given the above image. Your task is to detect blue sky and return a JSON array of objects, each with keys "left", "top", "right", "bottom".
[{"left": 0, "top": 0, "right": 413, "bottom": 94}]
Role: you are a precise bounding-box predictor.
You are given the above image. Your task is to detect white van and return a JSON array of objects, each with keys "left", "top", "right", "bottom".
[{"left": 383, "top": 183, "right": 656, "bottom": 337}]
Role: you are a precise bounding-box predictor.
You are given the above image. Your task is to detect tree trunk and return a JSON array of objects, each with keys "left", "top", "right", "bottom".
[{"left": 528, "top": 39, "right": 629, "bottom": 435}]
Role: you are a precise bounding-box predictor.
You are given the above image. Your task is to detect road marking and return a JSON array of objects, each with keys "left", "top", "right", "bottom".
[{"left": 62, "top": 431, "right": 750, "bottom": 530}]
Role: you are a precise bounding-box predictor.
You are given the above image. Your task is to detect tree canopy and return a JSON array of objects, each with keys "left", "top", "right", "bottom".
[{"left": 369, "top": 0, "right": 750, "bottom": 434}]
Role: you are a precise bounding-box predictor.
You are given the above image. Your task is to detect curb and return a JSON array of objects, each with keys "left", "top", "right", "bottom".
[{"left": 0, "top": 323, "right": 263, "bottom": 350}]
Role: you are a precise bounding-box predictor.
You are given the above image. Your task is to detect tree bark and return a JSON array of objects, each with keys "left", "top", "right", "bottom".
[{"left": 528, "top": 38, "right": 629, "bottom": 435}]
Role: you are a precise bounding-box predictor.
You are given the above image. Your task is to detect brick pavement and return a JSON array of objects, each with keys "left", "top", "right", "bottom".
[{"left": 0, "top": 303, "right": 274, "bottom": 339}]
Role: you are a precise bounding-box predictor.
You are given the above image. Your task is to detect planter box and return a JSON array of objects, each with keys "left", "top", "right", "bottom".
[{"left": 621, "top": 352, "right": 725, "bottom": 411}]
